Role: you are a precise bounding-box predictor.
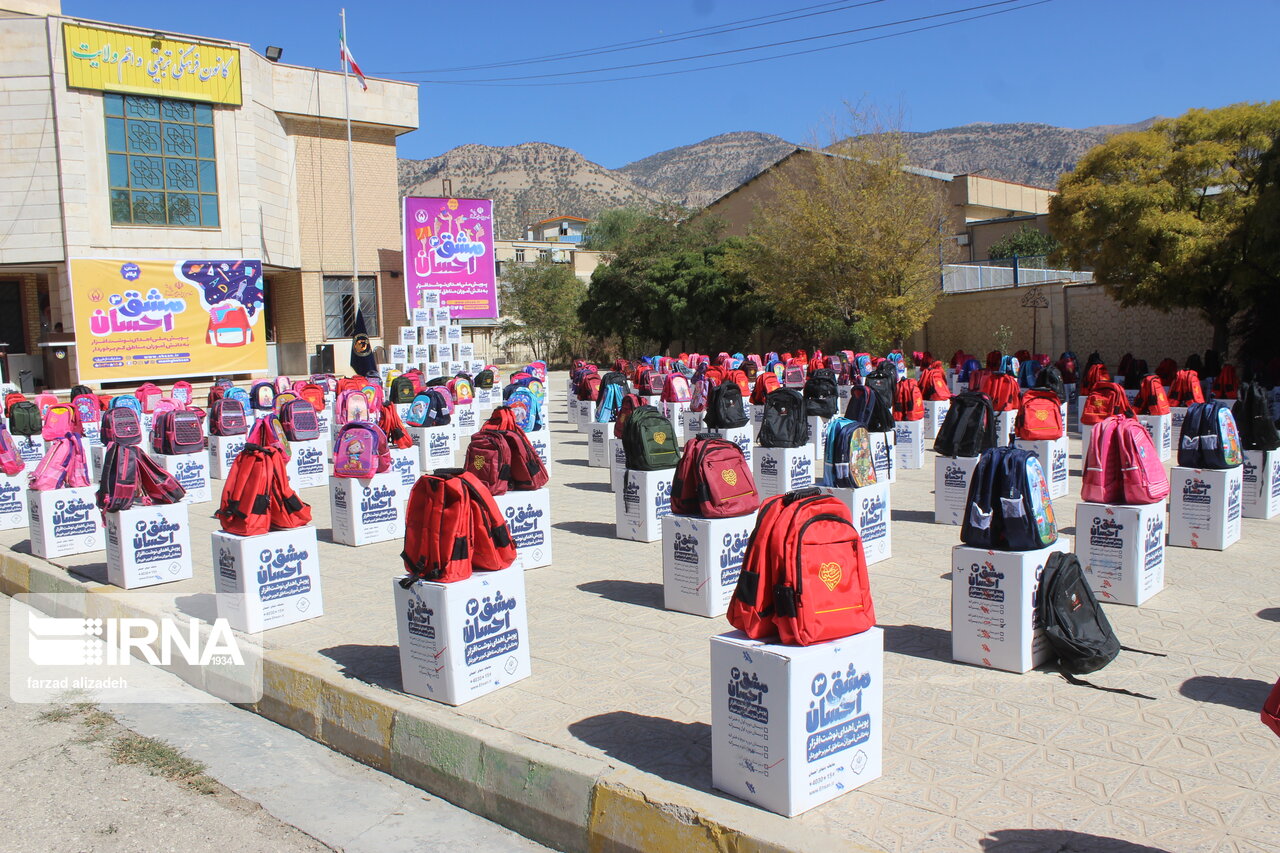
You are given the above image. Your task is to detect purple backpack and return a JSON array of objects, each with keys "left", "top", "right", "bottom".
[{"left": 333, "top": 422, "right": 389, "bottom": 478}]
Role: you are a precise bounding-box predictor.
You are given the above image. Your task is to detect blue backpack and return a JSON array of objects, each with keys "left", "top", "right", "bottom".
[
  {"left": 507, "top": 388, "right": 543, "bottom": 432},
  {"left": 225, "top": 387, "right": 251, "bottom": 411},
  {"left": 405, "top": 390, "right": 449, "bottom": 428},
  {"left": 959, "top": 357, "right": 982, "bottom": 382},
  {"left": 595, "top": 382, "right": 624, "bottom": 423},
  {"left": 1018, "top": 359, "right": 1041, "bottom": 388},
  {"left": 110, "top": 395, "right": 142, "bottom": 415},
  {"left": 1000, "top": 354, "right": 1020, "bottom": 377},
  {"left": 1177, "top": 401, "right": 1242, "bottom": 469},
  {"left": 961, "top": 447, "right": 1057, "bottom": 551}
]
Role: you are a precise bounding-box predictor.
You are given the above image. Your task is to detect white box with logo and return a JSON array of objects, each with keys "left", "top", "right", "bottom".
[
  {"left": 1169, "top": 465, "right": 1242, "bottom": 550},
  {"left": 753, "top": 445, "right": 816, "bottom": 497},
  {"left": 209, "top": 434, "right": 247, "bottom": 480},
  {"left": 870, "top": 430, "right": 895, "bottom": 484},
  {"left": 525, "top": 426, "right": 551, "bottom": 467},
  {"left": 1242, "top": 449, "right": 1280, "bottom": 519},
  {"left": 707, "top": 425, "right": 753, "bottom": 465},
  {"left": 409, "top": 425, "right": 456, "bottom": 471},
  {"left": 105, "top": 503, "right": 192, "bottom": 589},
  {"left": 749, "top": 403, "right": 765, "bottom": 438},
  {"left": 610, "top": 439, "right": 628, "bottom": 492},
  {"left": 453, "top": 404, "right": 479, "bottom": 434},
  {"left": 586, "top": 423, "right": 614, "bottom": 468},
  {"left": 329, "top": 472, "right": 404, "bottom": 547},
  {"left": 399, "top": 326, "right": 418, "bottom": 347},
  {"left": 82, "top": 422, "right": 101, "bottom": 448},
  {"left": 924, "top": 400, "right": 950, "bottom": 439},
  {"left": 661, "top": 512, "right": 756, "bottom": 617},
  {"left": 89, "top": 442, "right": 107, "bottom": 481},
  {"left": 493, "top": 488, "right": 552, "bottom": 571},
  {"left": 567, "top": 397, "right": 583, "bottom": 425},
  {"left": 458, "top": 343, "right": 474, "bottom": 360},
  {"left": 0, "top": 472, "right": 28, "bottom": 530},
  {"left": 421, "top": 326, "right": 440, "bottom": 346},
  {"left": 389, "top": 344, "right": 409, "bottom": 364},
  {"left": 711, "top": 628, "right": 883, "bottom": 817},
  {"left": 994, "top": 410, "right": 1016, "bottom": 447},
  {"left": 448, "top": 360, "right": 465, "bottom": 376},
  {"left": 387, "top": 445, "right": 422, "bottom": 502},
  {"left": 894, "top": 419, "right": 924, "bottom": 470},
  {"left": 16, "top": 435, "right": 45, "bottom": 473},
  {"left": 1075, "top": 502, "right": 1165, "bottom": 606},
  {"left": 683, "top": 408, "right": 704, "bottom": 439},
  {"left": 283, "top": 437, "right": 327, "bottom": 491},
  {"left": 1169, "top": 407, "right": 1189, "bottom": 440},
  {"left": 394, "top": 570, "right": 531, "bottom": 707},
  {"left": 660, "top": 401, "right": 690, "bottom": 442},
  {"left": 951, "top": 539, "right": 1071, "bottom": 673},
  {"left": 818, "top": 482, "right": 891, "bottom": 565},
  {"left": 155, "top": 451, "right": 211, "bottom": 505},
  {"left": 213, "top": 526, "right": 324, "bottom": 633},
  {"left": 1138, "top": 413, "right": 1172, "bottom": 462},
  {"left": 425, "top": 361, "right": 443, "bottom": 380},
  {"left": 615, "top": 468, "right": 675, "bottom": 542},
  {"left": 446, "top": 324, "right": 463, "bottom": 344},
  {"left": 28, "top": 485, "right": 103, "bottom": 559},
  {"left": 934, "top": 455, "right": 981, "bottom": 525},
  {"left": 807, "top": 416, "right": 829, "bottom": 464},
  {"left": 1013, "top": 435, "right": 1070, "bottom": 499}
]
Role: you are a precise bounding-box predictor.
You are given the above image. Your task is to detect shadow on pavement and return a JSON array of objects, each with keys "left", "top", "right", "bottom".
[
  {"left": 1179, "top": 675, "right": 1272, "bottom": 712},
  {"left": 565, "top": 482, "right": 612, "bottom": 493},
  {"left": 576, "top": 579, "right": 664, "bottom": 610},
  {"left": 569, "top": 711, "right": 711, "bottom": 790},
  {"left": 552, "top": 520, "right": 616, "bottom": 539},
  {"left": 1259, "top": 607, "right": 1280, "bottom": 622},
  {"left": 979, "top": 829, "right": 1171, "bottom": 851},
  {"left": 319, "top": 643, "right": 403, "bottom": 693},
  {"left": 563, "top": 440, "right": 587, "bottom": 447},
  {"left": 557, "top": 458, "right": 589, "bottom": 467},
  {"left": 66, "top": 561, "right": 109, "bottom": 585},
  {"left": 891, "top": 509, "right": 935, "bottom": 524},
  {"left": 881, "top": 623, "right": 951, "bottom": 662},
  {"left": 174, "top": 593, "right": 218, "bottom": 623}
]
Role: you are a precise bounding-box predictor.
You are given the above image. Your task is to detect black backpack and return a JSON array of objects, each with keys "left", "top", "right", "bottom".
[
  {"left": 8, "top": 400, "right": 41, "bottom": 437},
  {"left": 474, "top": 369, "right": 495, "bottom": 389},
  {"left": 703, "top": 382, "right": 748, "bottom": 430},
  {"left": 1233, "top": 382, "right": 1280, "bottom": 451},
  {"left": 801, "top": 371, "right": 838, "bottom": 419},
  {"left": 600, "top": 371, "right": 628, "bottom": 392},
  {"left": 1037, "top": 552, "right": 1121, "bottom": 675},
  {"left": 864, "top": 363, "right": 896, "bottom": 412},
  {"left": 621, "top": 405, "right": 679, "bottom": 470},
  {"left": 1034, "top": 364, "right": 1066, "bottom": 403},
  {"left": 1123, "top": 359, "right": 1149, "bottom": 390},
  {"left": 960, "top": 447, "right": 1057, "bottom": 551},
  {"left": 844, "top": 385, "right": 894, "bottom": 432},
  {"left": 933, "top": 391, "right": 996, "bottom": 457},
  {"left": 390, "top": 375, "right": 418, "bottom": 404},
  {"left": 70, "top": 384, "right": 94, "bottom": 399},
  {"left": 758, "top": 389, "right": 809, "bottom": 448}
]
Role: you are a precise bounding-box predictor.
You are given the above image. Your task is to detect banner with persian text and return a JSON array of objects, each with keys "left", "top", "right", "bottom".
[{"left": 403, "top": 197, "right": 498, "bottom": 320}]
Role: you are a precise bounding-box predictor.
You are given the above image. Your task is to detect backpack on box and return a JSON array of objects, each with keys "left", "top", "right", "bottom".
[
  {"left": 961, "top": 447, "right": 1057, "bottom": 551},
  {"left": 1233, "top": 382, "right": 1280, "bottom": 451},
  {"left": 595, "top": 382, "right": 625, "bottom": 423},
  {"left": 448, "top": 375, "right": 474, "bottom": 405},
  {"left": 999, "top": 354, "right": 1020, "bottom": 377},
  {"left": 670, "top": 434, "right": 759, "bottom": 518},
  {"left": 399, "top": 470, "right": 516, "bottom": 585},
  {"left": 844, "top": 385, "right": 894, "bottom": 432},
  {"left": 225, "top": 387, "right": 251, "bottom": 411},
  {"left": 661, "top": 373, "right": 691, "bottom": 403},
  {"left": 4, "top": 392, "right": 27, "bottom": 417},
  {"left": 727, "top": 489, "right": 875, "bottom": 646},
  {"left": 920, "top": 364, "right": 951, "bottom": 401},
  {"left": 703, "top": 382, "right": 748, "bottom": 430},
  {"left": 758, "top": 389, "right": 809, "bottom": 449},
  {"left": 135, "top": 382, "right": 162, "bottom": 413},
  {"left": 297, "top": 383, "right": 326, "bottom": 412},
  {"left": 216, "top": 445, "right": 311, "bottom": 536},
  {"left": 33, "top": 392, "right": 57, "bottom": 418},
  {"left": 151, "top": 410, "right": 205, "bottom": 455},
  {"left": 1123, "top": 359, "right": 1149, "bottom": 391},
  {"left": 822, "top": 417, "right": 876, "bottom": 488},
  {"left": 1214, "top": 364, "right": 1239, "bottom": 399},
  {"left": 750, "top": 372, "right": 780, "bottom": 405},
  {"left": 333, "top": 422, "right": 391, "bottom": 478},
  {"left": 783, "top": 364, "right": 806, "bottom": 387},
  {"left": 690, "top": 376, "right": 715, "bottom": 413},
  {"left": 1081, "top": 381, "right": 1134, "bottom": 425},
  {"left": 405, "top": 390, "right": 450, "bottom": 428},
  {"left": 41, "top": 404, "right": 81, "bottom": 441},
  {"left": 1169, "top": 370, "right": 1204, "bottom": 407},
  {"left": 171, "top": 380, "right": 194, "bottom": 407},
  {"left": 1081, "top": 362, "right": 1110, "bottom": 395},
  {"left": 467, "top": 426, "right": 548, "bottom": 494},
  {"left": 250, "top": 381, "right": 277, "bottom": 412},
  {"left": 506, "top": 388, "right": 543, "bottom": 432},
  {"left": 1037, "top": 552, "right": 1121, "bottom": 675},
  {"left": 864, "top": 363, "right": 896, "bottom": 411},
  {"left": 1015, "top": 389, "right": 1064, "bottom": 440},
  {"left": 893, "top": 377, "right": 924, "bottom": 422},
  {"left": 379, "top": 402, "right": 414, "bottom": 450},
  {"left": 0, "top": 423, "right": 24, "bottom": 476},
  {"left": 1155, "top": 358, "right": 1178, "bottom": 386},
  {"left": 1018, "top": 359, "right": 1041, "bottom": 388},
  {"left": 73, "top": 393, "right": 101, "bottom": 425},
  {"left": 390, "top": 375, "right": 419, "bottom": 404},
  {"left": 933, "top": 391, "right": 996, "bottom": 458},
  {"left": 273, "top": 375, "right": 293, "bottom": 394},
  {"left": 726, "top": 369, "right": 750, "bottom": 396},
  {"left": 336, "top": 389, "right": 371, "bottom": 426},
  {"left": 97, "top": 444, "right": 185, "bottom": 511},
  {"left": 9, "top": 400, "right": 41, "bottom": 437},
  {"left": 101, "top": 408, "right": 142, "bottom": 446},
  {"left": 1178, "top": 401, "right": 1242, "bottom": 469},
  {"left": 1035, "top": 365, "right": 1067, "bottom": 404},
  {"left": 621, "top": 405, "right": 679, "bottom": 470},
  {"left": 1134, "top": 375, "right": 1170, "bottom": 415},
  {"left": 210, "top": 399, "right": 248, "bottom": 437},
  {"left": 613, "top": 394, "right": 643, "bottom": 440},
  {"left": 474, "top": 369, "right": 495, "bottom": 390},
  {"left": 982, "top": 373, "right": 1021, "bottom": 412},
  {"left": 1081, "top": 416, "right": 1169, "bottom": 505},
  {"left": 29, "top": 433, "right": 91, "bottom": 491},
  {"left": 207, "top": 379, "right": 234, "bottom": 408},
  {"left": 280, "top": 399, "right": 321, "bottom": 441},
  {"left": 802, "top": 371, "right": 838, "bottom": 419}
]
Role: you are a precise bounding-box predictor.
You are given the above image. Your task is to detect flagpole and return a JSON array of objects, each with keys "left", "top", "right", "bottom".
[{"left": 341, "top": 8, "right": 360, "bottom": 341}]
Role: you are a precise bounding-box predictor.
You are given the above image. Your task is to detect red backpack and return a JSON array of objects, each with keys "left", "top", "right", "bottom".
[
  {"left": 1081, "top": 363, "right": 1111, "bottom": 395},
  {"left": 1168, "top": 370, "right": 1204, "bottom": 406},
  {"left": 613, "top": 394, "right": 644, "bottom": 440},
  {"left": 726, "top": 369, "right": 750, "bottom": 396},
  {"left": 670, "top": 436, "right": 759, "bottom": 519},
  {"left": 727, "top": 490, "right": 875, "bottom": 646},
  {"left": 378, "top": 403, "right": 414, "bottom": 450},
  {"left": 1155, "top": 358, "right": 1179, "bottom": 386},
  {"left": 749, "top": 373, "right": 779, "bottom": 405},
  {"left": 577, "top": 374, "right": 602, "bottom": 402},
  {"left": 297, "top": 383, "right": 327, "bottom": 412},
  {"left": 216, "top": 445, "right": 311, "bottom": 536},
  {"left": 1014, "top": 389, "right": 1064, "bottom": 440},
  {"left": 919, "top": 363, "right": 951, "bottom": 401},
  {"left": 97, "top": 444, "right": 185, "bottom": 512},
  {"left": 135, "top": 383, "right": 163, "bottom": 413},
  {"left": 1214, "top": 364, "right": 1239, "bottom": 399},
  {"left": 660, "top": 373, "right": 691, "bottom": 403},
  {"left": 1264, "top": 678, "right": 1280, "bottom": 739},
  {"left": 1134, "top": 375, "right": 1171, "bottom": 415},
  {"left": 982, "top": 373, "right": 1021, "bottom": 412},
  {"left": 400, "top": 470, "right": 516, "bottom": 584},
  {"left": 464, "top": 427, "right": 547, "bottom": 495},
  {"left": 1081, "top": 381, "right": 1134, "bottom": 425},
  {"left": 893, "top": 377, "right": 924, "bottom": 421}
]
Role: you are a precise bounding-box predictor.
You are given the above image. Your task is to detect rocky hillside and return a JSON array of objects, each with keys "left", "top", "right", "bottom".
[{"left": 616, "top": 131, "right": 799, "bottom": 207}]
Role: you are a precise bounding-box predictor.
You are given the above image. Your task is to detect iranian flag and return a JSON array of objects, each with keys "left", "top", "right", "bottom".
[{"left": 339, "top": 28, "right": 367, "bottom": 91}]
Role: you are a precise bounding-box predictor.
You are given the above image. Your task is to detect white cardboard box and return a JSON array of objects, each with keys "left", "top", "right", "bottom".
[
  {"left": 213, "top": 527, "right": 324, "bottom": 633},
  {"left": 526, "top": 426, "right": 551, "bottom": 467},
  {"left": 934, "top": 455, "right": 981, "bottom": 525},
  {"left": 453, "top": 404, "right": 479, "bottom": 434},
  {"left": 615, "top": 468, "right": 675, "bottom": 542},
  {"left": 28, "top": 486, "right": 103, "bottom": 559},
  {"left": 753, "top": 445, "right": 816, "bottom": 497},
  {"left": 330, "top": 472, "right": 404, "bottom": 546},
  {"left": 155, "top": 451, "right": 212, "bottom": 505},
  {"left": 1013, "top": 436, "right": 1070, "bottom": 499},
  {"left": 870, "top": 431, "right": 895, "bottom": 484},
  {"left": 660, "top": 401, "right": 690, "bottom": 442},
  {"left": 409, "top": 425, "right": 456, "bottom": 472},
  {"left": 82, "top": 422, "right": 101, "bottom": 448},
  {"left": 710, "top": 628, "right": 884, "bottom": 817},
  {"left": 610, "top": 438, "right": 628, "bottom": 492},
  {"left": 0, "top": 472, "right": 28, "bottom": 530},
  {"left": 1138, "top": 413, "right": 1173, "bottom": 462},
  {"left": 662, "top": 513, "right": 756, "bottom": 617},
  {"left": 1065, "top": 384, "right": 1079, "bottom": 430},
  {"left": 708, "top": 425, "right": 752, "bottom": 465},
  {"left": 493, "top": 488, "right": 552, "bottom": 571},
  {"left": 1169, "top": 407, "right": 1189, "bottom": 440},
  {"left": 587, "top": 423, "right": 614, "bottom": 468},
  {"left": 209, "top": 434, "right": 247, "bottom": 480},
  {"left": 105, "top": 503, "right": 193, "bottom": 589},
  {"left": 819, "top": 482, "right": 891, "bottom": 565},
  {"left": 285, "top": 438, "right": 328, "bottom": 491},
  {"left": 387, "top": 445, "right": 422, "bottom": 502},
  {"left": 894, "top": 419, "right": 924, "bottom": 470},
  {"left": 995, "top": 410, "right": 1016, "bottom": 447},
  {"left": 394, "top": 570, "right": 531, "bottom": 706},
  {"left": 749, "top": 403, "right": 765, "bottom": 438},
  {"left": 16, "top": 435, "right": 45, "bottom": 473},
  {"left": 90, "top": 442, "right": 107, "bottom": 481},
  {"left": 446, "top": 324, "right": 463, "bottom": 344},
  {"left": 1169, "top": 466, "right": 1242, "bottom": 550},
  {"left": 1081, "top": 421, "right": 1096, "bottom": 467},
  {"left": 1075, "top": 502, "right": 1165, "bottom": 606},
  {"left": 951, "top": 539, "right": 1071, "bottom": 673},
  {"left": 807, "top": 416, "right": 829, "bottom": 464},
  {"left": 924, "top": 400, "right": 950, "bottom": 439},
  {"left": 1241, "top": 449, "right": 1280, "bottom": 520},
  {"left": 683, "top": 408, "right": 704, "bottom": 438},
  {"left": 566, "top": 397, "right": 583, "bottom": 425}
]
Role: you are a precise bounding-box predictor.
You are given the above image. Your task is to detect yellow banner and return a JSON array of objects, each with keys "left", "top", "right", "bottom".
[
  {"left": 63, "top": 23, "right": 242, "bottom": 106},
  {"left": 69, "top": 258, "right": 267, "bottom": 383}
]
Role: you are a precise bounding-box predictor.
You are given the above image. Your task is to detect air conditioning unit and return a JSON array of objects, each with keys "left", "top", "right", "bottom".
[{"left": 955, "top": 234, "right": 970, "bottom": 246}]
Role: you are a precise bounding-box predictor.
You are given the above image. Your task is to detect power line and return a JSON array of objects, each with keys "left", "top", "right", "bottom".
[
  {"left": 398, "top": 0, "right": 1032, "bottom": 84},
  {"left": 373, "top": 0, "right": 887, "bottom": 75},
  {"left": 417, "top": 0, "right": 1053, "bottom": 88}
]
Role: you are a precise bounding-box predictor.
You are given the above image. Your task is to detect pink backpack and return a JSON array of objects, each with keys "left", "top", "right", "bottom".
[
  {"left": 0, "top": 424, "right": 24, "bottom": 477},
  {"left": 274, "top": 375, "right": 293, "bottom": 394},
  {"left": 661, "top": 374, "right": 691, "bottom": 403},
  {"left": 41, "top": 404, "right": 82, "bottom": 441},
  {"left": 784, "top": 365, "right": 805, "bottom": 386},
  {"left": 209, "top": 399, "right": 248, "bottom": 436},
  {"left": 689, "top": 376, "right": 713, "bottom": 413},
  {"left": 333, "top": 422, "right": 390, "bottom": 478},
  {"left": 135, "top": 383, "right": 162, "bottom": 413},
  {"left": 434, "top": 386, "right": 455, "bottom": 415},
  {"left": 336, "top": 390, "right": 370, "bottom": 425},
  {"left": 171, "top": 380, "right": 193, "bottom": 406},
  {"left": 72, "top": 394, "right": 100, "bottom": 424},
  {"left": 35, "top": 393, "right": 58, "bottom": 417},
  {"left": 152, "top": 398, "right": 179, "bottom": 415},
  {"left": 29, "top": 433, "right": 90, "bottom": 490},
  {"left": 1117, "top": 417, "right": 1169, "bottom": 504},
  {"left": 1081, "top": 417, "right": 1125, "bottom": 504},
  {"left": 360, "top": 382, "right": 385, "bottom": 416}
]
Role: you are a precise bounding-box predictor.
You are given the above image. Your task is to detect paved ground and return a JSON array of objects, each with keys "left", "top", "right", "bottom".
[{"left": 3, "top": 371, "right": 1278, "bottom": 852}]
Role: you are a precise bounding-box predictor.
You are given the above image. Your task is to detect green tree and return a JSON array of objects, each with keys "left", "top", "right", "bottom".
[
  {"left": 580, "top": 207, "right": 648, "bottom": 250},
  {"left": 987, "top": 224, "right": 1058, "bottom": 260},
  {"left": 498, "top": 256, "right": 585, "bottom": 363},
  {"left": 1049, "top": 101, "right": 1280, "bottom": 355},
  {"left": 734, "top": 113, "right": 954, "bottom": 351}
]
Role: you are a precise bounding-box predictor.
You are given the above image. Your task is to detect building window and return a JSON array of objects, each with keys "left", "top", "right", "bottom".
[
  {"left": 514, "top": 248, "right": 525, "bottom": 263},
  {"left": 559, "top": 225, "right": 569, "bottom": 236},
  {"left": 538, "top": 249, "right": 551, "bottom": 261},
  {"left": 323, "top": 275, "right": 379, "bottom": 339},
  {"left": 105, "top": 93, "right": 219, "bottom": 228}
]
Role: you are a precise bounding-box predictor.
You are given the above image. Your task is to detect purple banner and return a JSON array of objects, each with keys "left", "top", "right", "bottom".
[{"left": 403, "top": 197, "right": 498, "bottom": 320}]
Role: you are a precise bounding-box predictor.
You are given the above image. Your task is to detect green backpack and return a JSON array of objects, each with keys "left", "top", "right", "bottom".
[
  {"left": 621, "top": 405, "right": 679, "bottom": 470},
  {"left": 9, "top": 401, "right": 42, "bottom": 437}
]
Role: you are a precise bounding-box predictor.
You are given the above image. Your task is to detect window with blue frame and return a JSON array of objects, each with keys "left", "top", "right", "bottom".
[{"left": 105, "top": 93, "right": 219, "bottom": 228}]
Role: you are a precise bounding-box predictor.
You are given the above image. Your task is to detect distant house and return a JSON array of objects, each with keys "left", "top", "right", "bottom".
[{"left": 526, "top": 216, "right": 588, "bottom": 243}]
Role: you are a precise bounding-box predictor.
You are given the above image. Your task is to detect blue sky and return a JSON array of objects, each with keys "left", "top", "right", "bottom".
[{"left": 64, "top": 0, "right": 1280, "bottom": 169}]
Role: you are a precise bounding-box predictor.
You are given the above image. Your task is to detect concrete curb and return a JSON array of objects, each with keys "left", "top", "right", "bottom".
[{"left": 0, "top": 548, "right": 880, "bottom": 853}]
